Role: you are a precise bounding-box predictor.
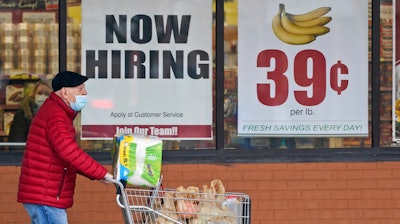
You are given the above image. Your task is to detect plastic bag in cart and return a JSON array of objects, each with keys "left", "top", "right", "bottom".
[{"left": 112, "top": 134, "right": 162, "bottom": 187}]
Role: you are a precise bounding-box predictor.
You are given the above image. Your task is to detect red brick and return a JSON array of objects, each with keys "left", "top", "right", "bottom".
[
  {"left": 302, "top": 190, "right": 331, "bottom": 199},
  {"left": 318, "top": 199, "right": 348, "bottom": 209},
  {"left": 287, "top": 180, "right": 318, "bottom": 190},
  {"left": 348, "top": 199, "right": 378, "bottom": 208},
  {"left": 333, "top": 170, "right": 366, "bottom": 179},
  {"left": 231, "top": 163, "right": 259, "bottom": 171},
  {"left": 361, "top": 170, "right": 392, "bottom": 179},
  {"left": 228, "top": 179, "right": 260, "bottom": 191},
  {"left": 303, "top": 170, "right": 333, "bottom": 180},
  {"left": 288, "top": 200, "right": 318, "bottom": 209},
  {"left": 288, "top": 163, "right": 318, "bottom": 170},
  {"left": 181, "top": 170, "right": 213, "bottom": 181},
  {"left": 0, "top": 166, "right": 19, "bottom": 173},
  {"left": 317, "top": 162, "right": 348, "bottom": 170},
  {"left": 363, "top": 208, "right": 394, "bottom": 219},
  {"left": 304, "top": 209, "right": 334, "bottom": 219},
  {"left": 346, "top": 209, "right": 364, "bottom": 218},
  {"left": 377, "top": 199, "right": 400, "bottom": 208},
  {"left": 256, "top": 180, "right": 287, "bottom": 190},
  {"left": 259, "top": 200, "right": 288, "bottom": 210},
  {"left": 258, "top": 163, "right": 288, "bottom": 170},
  {"left": 270, "top": 190, "right": 301, "bottom": 200},
  {"left": 273, "top": 170, "right": 303, "bottom": 180},
  {"left": 241, "top": 170, "right": 272, "bottom": 180},
  {"left": 347, "top": 179, "right": 377, "bottom": 189},
  {"left": 167, "top": 164, "right": 198, "bottom": 171},
  {"left": 318, "top": 180, "right": 347, "bottom": 189},
  {"left": 347, "top": 162, "right": 377, "bottom": 169},
  {"left": 376, "top": 179, "right": 400, "bottom": 188},
  {"left": 331, "top": 189, "right": 362, "bottom": 199},
  {"left": 274, "top": 210, "right": 305, "bottom": 219},
  {"left": 376, "top": 161, "right": 400, "bottom": 169},
  {"left": 362, "top": 189, "right": 392, "bottom": 199},
  {"left": 212, "top": 170, "right": 243, "bottom": 180}
]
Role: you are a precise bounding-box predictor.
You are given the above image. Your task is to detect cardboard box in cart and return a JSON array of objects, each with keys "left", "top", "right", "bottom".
[{"left": 112, "top": 134, "right": 163, "bottom": 187}]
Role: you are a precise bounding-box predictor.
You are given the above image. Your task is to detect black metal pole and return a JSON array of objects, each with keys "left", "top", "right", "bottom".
[
  {"left": 215, "top": 0, "right": 225, "bottom": 150},
  {"left": 58, "top": 0, "right": 67, "bottom": 72},
  {"left": 371, "top": 0, "right": 381, "bottom": 149}
]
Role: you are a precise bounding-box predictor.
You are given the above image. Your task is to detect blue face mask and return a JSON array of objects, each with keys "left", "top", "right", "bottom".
[{"left": 70, "top": 95, "right": 87, "bottom": 111}]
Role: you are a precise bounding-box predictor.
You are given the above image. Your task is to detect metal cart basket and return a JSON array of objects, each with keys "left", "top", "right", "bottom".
[{"left": 106, "top": 177, "right": 251, "bottom": 224}]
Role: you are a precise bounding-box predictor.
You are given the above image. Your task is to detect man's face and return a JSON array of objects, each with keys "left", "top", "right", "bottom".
[{"left": 66, "top": 84, "right": 87, "bottom": 102}]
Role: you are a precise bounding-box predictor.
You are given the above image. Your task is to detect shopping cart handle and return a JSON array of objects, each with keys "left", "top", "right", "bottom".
[{"left": 104, "top": 177, "right": 127, "bottom": 195}]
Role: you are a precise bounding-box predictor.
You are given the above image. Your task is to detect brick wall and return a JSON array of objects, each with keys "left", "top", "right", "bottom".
[{"left": 2, "top": 162, "right": 400, "bottom": 223}]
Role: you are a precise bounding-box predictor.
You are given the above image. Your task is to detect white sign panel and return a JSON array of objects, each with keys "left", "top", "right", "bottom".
[
  {"left": 238, "top": 0, "right": 369, "bottom": 137},
  {"left": 81, "top": 0, "right": 213, "bottom": 139}
]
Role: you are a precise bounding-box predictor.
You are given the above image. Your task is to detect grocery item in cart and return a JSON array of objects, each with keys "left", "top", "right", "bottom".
[
  {"left": 154, "top": 179, "right": 239, "bottom": 224},
  {"left": 112, "top": 134, "right": 162, "bottom": 187},
  {"left": 175, "top": 186, "right": 201, "bottom": 219}
]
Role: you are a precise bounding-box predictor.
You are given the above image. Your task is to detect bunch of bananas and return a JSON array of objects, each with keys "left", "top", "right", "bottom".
[{"left": 272, "top": 4, "right": 331, "bottom": 45}]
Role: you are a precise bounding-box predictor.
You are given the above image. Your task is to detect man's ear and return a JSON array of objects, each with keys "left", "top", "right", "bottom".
[{"left": 60, "top": 88, "right": 69, "bottom": 100}]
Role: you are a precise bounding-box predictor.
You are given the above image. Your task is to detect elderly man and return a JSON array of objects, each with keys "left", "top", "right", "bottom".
[{"left": 17, "top": 71, "right": 113, "bottom": 224}]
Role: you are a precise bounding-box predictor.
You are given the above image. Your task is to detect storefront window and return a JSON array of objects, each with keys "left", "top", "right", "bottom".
[
  {"left": 0, "top": 1, "right": 57, "bottom": 150},
  {"left": 220, "top": 0, "right": 390, "bottom": 150},
  {"left": 70, "top": 0, "right": 217, "bottom": 151},
  {"left": 0, "top": 0, "right": 397, "bottom": 157}
]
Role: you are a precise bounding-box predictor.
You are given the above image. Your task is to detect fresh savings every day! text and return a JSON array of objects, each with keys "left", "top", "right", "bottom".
[
  {"left": 81, "top": 0, "right": 213, "bottom": 140},
  {"left": 238, "top": 0, "right": 368, "bottom": 137}
]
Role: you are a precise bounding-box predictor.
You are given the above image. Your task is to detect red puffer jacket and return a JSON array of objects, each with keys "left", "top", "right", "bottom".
[{"left": 17, "top": 92, "right": 107, "bottom": 208}]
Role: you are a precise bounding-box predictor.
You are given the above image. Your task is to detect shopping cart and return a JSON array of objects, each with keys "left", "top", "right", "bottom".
[{"left": 106, "top": 177, "right": 251, "bottom": 224}]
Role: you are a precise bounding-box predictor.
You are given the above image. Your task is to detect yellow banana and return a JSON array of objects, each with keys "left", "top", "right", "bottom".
[
  {"left": 291, "top": 16, "right": 332, "bottom": 27},
  {"left": 281, "top": 7, "right": 330, "bottom": 36},
  {"left": 271, "top": 4, "right": 315, "bottom": 45},
  {"left": 288, "top": 6, "right": 331, "bottom": 22}
]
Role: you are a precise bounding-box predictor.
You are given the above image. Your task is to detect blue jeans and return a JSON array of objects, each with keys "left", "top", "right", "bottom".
[{"left": 23, "top": 203, "right": 68, "bottom": 224}]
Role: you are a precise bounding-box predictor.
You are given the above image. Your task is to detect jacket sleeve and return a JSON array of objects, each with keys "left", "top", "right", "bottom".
[
  {"left": 8, "top": 109, "right": 29, "bottom": 142},
  {"left": 47, "top": 112, "right": 107, "bottom": 180}
]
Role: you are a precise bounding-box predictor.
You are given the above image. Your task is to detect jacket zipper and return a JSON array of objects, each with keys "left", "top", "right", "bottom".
[{"left": 57, "top": 168, "right": 67, "bottom": 200}]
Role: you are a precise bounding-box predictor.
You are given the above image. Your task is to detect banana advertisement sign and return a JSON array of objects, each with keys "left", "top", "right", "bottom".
[{"left": 238, "top": 0, "right": 368, "bottom": 137}]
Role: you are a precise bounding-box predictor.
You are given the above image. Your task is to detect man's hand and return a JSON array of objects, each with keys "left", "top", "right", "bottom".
[{"left": 99, "top": 172, "right": 114, "bottom": 185}]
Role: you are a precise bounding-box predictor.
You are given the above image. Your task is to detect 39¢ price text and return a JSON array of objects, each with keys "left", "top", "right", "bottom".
[{"left": 256, "top": 49, "right": 349, "bottom": 106}]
